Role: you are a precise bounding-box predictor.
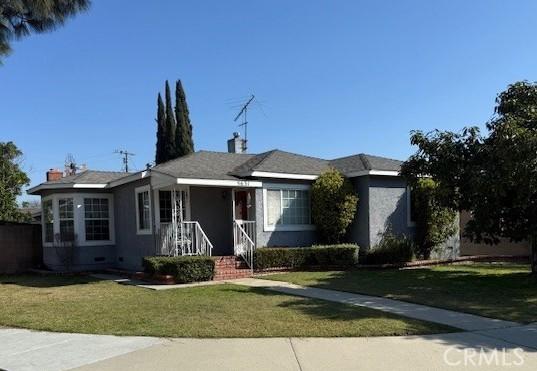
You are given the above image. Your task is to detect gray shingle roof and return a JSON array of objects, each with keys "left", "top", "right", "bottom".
[
  {"left": 42, "top": 170, "right": 130, "bottom": 185},
  {"left": 30, "top": 150, "right": 402, "bottom": 193},
  {"left": 152, "top": 150, "right": 255, "bottom": 180},
  {"left": 152, "top": 150, "right": 400, "bottom": 179},
  {"left": 329, "top": 154, "right": 402, "bottom": 174},
  {"left": 232, "top": 150, "right": 329, "bottom": 176}
]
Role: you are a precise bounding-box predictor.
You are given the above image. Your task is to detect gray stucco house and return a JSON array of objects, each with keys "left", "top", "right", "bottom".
[{"left": 28, "top": 135, "right": 436, "bottom": 271}]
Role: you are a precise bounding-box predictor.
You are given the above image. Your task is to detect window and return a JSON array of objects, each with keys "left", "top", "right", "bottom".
[
  {"left": 58, "top": 198, "right": 75, "bottom": 241},
  {"left": 84, "top": 198, "right": 110, "bottom": 241},
  {"left": 264, "top": 187, "right": 312, "bottom": 231},
  {"left": 43, "top": 199, "right": 54, "bottom": 243},
  {"left": 159, "top": 191, "right": 172, "bottom": 223},
  {"left": 136, "top": 186, "right": 151, "bottom": 233}
]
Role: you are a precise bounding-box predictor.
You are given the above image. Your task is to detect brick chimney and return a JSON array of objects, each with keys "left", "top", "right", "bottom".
[
  {"left": 227, "top": 132, "right": 246, "bottom": 153},
  {"left": 46, "top": 169, "right": 63, "bottom": 182}
]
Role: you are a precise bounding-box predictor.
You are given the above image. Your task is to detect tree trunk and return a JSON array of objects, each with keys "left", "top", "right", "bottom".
[{"left": 530, "top": 235, "right": 537, "bottom": 275}]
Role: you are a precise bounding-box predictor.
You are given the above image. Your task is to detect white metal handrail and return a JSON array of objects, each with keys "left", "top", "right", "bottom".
[
  {"left": 233, "top": 220, "right": 255, "bottom": 270},
  {"left": 157, "top": 221, "right": 213, "bottom": 256}
]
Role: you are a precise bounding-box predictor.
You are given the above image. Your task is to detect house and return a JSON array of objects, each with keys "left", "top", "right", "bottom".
[{"left": 28, "top": 134, "right": 457, "bottom": 271}]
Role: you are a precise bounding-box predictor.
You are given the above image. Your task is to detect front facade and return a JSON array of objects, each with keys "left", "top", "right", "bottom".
[{"left": 29, "top": 142, "right": 454, "bottom": 271}]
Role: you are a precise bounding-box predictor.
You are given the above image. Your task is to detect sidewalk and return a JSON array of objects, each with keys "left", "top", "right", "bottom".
[
  {"left": 76, "top": 334, "right": 537, "bottom": 371},
  {"left": 231, "top": 278, "right": 519, "bottom": 332}
]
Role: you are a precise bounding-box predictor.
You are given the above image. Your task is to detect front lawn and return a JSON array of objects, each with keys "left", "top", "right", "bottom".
[
  {"left": 0, "top": 275, "right": 452, "bottom": 337},
  {"left": 265, "top": 263, "right": 537, "bottom": 323}
]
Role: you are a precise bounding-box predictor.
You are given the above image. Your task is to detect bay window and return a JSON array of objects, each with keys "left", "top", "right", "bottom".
[
  {"left": 43, "top": 199, "right": 54, "bottom": 243},
  {"left": 58, "top": 198, "right": 74, "bottom": 241},
  {"left": 84, "top": 198, "right": 110, "bottom": 241},
  {"left": 41, "top": 194, "right": 114, "bottom": 246}
]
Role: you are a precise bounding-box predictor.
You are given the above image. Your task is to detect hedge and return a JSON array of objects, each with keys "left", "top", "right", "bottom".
[
  {"left": 364, "top": 234, "right": 414, "bottom": 265},
  {"left": 254, "top": 244, "right": 358, "bottom": 270},
  {"left": 142, "top": 256, "right": 215, "bottom": 283}
]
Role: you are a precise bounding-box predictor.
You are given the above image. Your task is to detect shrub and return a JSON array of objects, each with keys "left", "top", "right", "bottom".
[
  {"left": 364, "top": 234, "right": 414, "bottom": 265},
  {"left": 311, "top": 169, "right": 359, "bottom": 244},
  {"left": 411, "top": 178, "right": 458, "bottom": 259},
  {"left": 254, "top": 244, "right": 358, "bottom": 270},
  {"left": 142, "top": 256, "right": 215, "bottom": 283}
]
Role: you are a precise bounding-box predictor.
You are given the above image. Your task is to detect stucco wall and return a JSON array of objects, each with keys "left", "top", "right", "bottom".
[
  {"left": 190, "top": 186, "right": 234, "bottom": 255},
  {"left": 114, "top": 178, "right": 155, "bottom": 270},
  {"left": 367, "top": 176, "right": 414, "bottom": 249}
]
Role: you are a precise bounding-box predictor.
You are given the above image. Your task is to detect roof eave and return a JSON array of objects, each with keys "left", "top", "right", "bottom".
[{"left": 345, "top": 170, "right": 401, "bottom": 178}]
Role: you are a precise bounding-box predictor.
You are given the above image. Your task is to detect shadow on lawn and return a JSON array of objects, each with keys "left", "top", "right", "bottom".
[
  {"left": 0, "top": 274, "right": 100, "bottom": 288},
  {"left": 221, "top": 285, "right": 454, "bottom": 334},
  {"left": 276, "top": 264, "right": 537, "bottom": 324}
]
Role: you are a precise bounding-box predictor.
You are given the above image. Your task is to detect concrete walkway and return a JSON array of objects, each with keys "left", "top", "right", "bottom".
[
  {"left": 231, "top": 278, "right": 519, "bottom": 332},
  {"left": 75, "top": 334, "right": 537, "bottom": 371},
  {"left": 0, "top": 328, "right": 162, "bottom": 371}
]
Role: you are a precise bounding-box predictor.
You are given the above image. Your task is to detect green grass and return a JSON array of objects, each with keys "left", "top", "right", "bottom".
[
  {"left": 0, "top": 275, "right": 453, "bottom": 337},
  {"left": 265, "top": 263, "right": 537, "bottom": 323}
]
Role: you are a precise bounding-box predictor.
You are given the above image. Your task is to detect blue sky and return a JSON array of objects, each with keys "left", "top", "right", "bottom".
[{"left": 2, "top": 0, "right": 536, "bottom": 199}]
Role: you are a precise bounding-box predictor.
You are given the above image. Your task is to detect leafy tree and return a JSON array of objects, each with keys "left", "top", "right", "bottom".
[
  {"left": 163, "top": 80, "right": 176, "bottom": 161},
  {"left": 0, "top": 141, "right": 30, "bottom": 222},
  {"left": 0, "top": 0, "right": 90, "bottom": 61},
  {"left": 174, "top": 80, "right": 194, "bottom": 157},
  {"left": 411, "top": 178, "right": 457, "bottom": 259},
  {"left": 401, "top": 81, "right": 537, "bottom": 273},
  {"left": 311, "top": 169, "right": 358, "bottom": 244},
  {"left": 155, "top": 93, "right": 167, "bottom": 164}
]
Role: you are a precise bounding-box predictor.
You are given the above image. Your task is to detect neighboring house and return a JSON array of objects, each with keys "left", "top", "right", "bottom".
[
  {"left": 28, "top": 134, "right": 457, "bottom": 271},
  {"left": 459, "top": 211, "right": 530, "bottom": 257},
  {"left": 18, "top": 207, "right": 42, "bottom": 224}
]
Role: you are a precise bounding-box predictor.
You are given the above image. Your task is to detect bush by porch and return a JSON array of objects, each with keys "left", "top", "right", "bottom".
[
  {"left": 254, "top": 244, "right": 358, "bottom": 270},
  {"left": 142, "top": 256, "right": 215, "bottom": 283}
]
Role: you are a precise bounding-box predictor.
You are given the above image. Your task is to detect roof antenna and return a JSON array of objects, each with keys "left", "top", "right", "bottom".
[
  {"left": 64, "top": 153, "right": 86, "bottom": 176},
  {"left": 114, "top": 149, "right": 135, "bottom": 172},
  {"left": 233, "top": 94, "right": 255, "bottom": 152}
]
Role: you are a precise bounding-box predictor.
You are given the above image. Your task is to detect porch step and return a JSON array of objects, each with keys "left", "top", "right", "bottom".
[{"left": 213, "top": 256, "right": 252, "bottom": 281}]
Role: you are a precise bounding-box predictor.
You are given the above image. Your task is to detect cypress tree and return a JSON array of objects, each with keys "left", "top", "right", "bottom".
[
  {"left": 164, "top": 80, "right": 177, "bottom": 161},
  {"left": 174, "top": 80, "right": 195, "bottom": 156},
  {"left": 155, "top": 93, "right": 167, "bottom": 164}
]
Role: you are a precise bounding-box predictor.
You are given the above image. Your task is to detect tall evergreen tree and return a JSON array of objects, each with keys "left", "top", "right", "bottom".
[
  {"left": 174, "top": 80, "right": 194, "bottom": 156},
  {"left": 163, "top": 80, "right": 176, "bottom": 161},
  {"left": 155, "top": 93, "right": 167, "bottom": 164}
]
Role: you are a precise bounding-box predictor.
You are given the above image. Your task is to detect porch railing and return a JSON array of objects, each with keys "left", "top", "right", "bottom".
[
  {"left": 158, "top": 221, "right": 213, "bottom": 257},
  {"left": 233, "top": 220, "right": 256, "bottom": 270}
]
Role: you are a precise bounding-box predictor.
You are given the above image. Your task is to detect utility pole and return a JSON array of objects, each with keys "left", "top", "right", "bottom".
[
  {"left": 114, "top": 149, "right": 135, "bottom": 172},
  {"left": 233, "top": 94, "right": 255, "bottom": 152}
]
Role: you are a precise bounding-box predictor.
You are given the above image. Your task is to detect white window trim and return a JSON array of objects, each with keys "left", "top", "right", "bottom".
[
  {"left": 135, "top": 185, "right": 152, "bottom": 235},
  {"left": 406, "top": 186, "right": 416, "bottom": 227},
  {"left": 41, "top": 193, "right": 115, "bottom": 247},
  {"left": 262, "top": 183, "right": 315, "bottom": 232}
]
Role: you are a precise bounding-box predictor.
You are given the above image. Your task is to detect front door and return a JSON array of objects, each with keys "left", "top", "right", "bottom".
[{"left": 234, "top": 191, "right": 249, "bottom": 220}]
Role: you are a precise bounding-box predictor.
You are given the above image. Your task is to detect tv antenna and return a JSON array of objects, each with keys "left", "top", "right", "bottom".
[
  {"left": 233, "top": 94, "right": 255, "bottom": 152},
  {"left": 114, "top": 149, "right": 135, "bottom": 172},
  {"left": 64, "top": 153, "right": 86, "bottom": 176}
]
